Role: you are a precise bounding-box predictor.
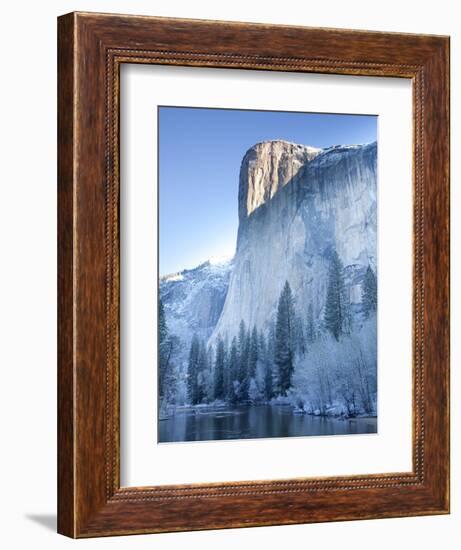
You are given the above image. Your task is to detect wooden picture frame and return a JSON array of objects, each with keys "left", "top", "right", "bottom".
[{"left": 57, "top": 11, "right": 450, "bottom": 538}]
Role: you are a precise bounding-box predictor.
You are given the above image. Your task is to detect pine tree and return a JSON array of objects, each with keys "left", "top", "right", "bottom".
[
  {"left": 258, "top": 330, "right": 266, "bottom": 357},
  {"left": 362, "top": 265, "right": 377, "bottom": 318},
  {"left": 264, "top": 362, "right": 274, "bottom": 400},
  {"left": 159, "top": 298, "right": 176, "bottom": 400},
  {"left": 163, "top": 335, "right": 180, "bottom": 406},
  {"left": 248, "top": 326, "right": 259, "bottom": 379},
  {"left": 205, "top": 345, "right": 215, "bottom": 402},
  {"left": 227, "top": 336, "right": 239, "bottom": 403},
  {"left": 261, "top": 331, "right": 273, "bottom": 400},
  {"left": 222, "top": 336, "right": 230, "bottom": 398},
  {"left": 237, "top": 320, "right": 249, "bottom": 401},
  {"left": 341, "top": 270, "right": 352, "bottom": 335},
  {"left": 306, "top": 302, "right": 316, "bottom": 344},
  {"left": 187, "top": 335, "right": 200, "bottom": 405},
  {"left": 324, "top": 250, "right": 344, "bottom": 341},
  {"left": 214, "top": 336, "right": 225, "bottom": 400},
  {"left": 159, "top": 299, "right": 168, "bottom": 345},
  {"left": 237, "top": 320, "right": 246, "bottom": 379},
  {"left": 267, "top": 322, "right": 276, "bottom": 362},
  {"left": 293, "top": 315, "right": 306, "bottom": 355},
  {"left": 196, "top": 339, "right": 208, "bottom": 404},
  {"left": 158, "top": 299, "right": 169, "bottom": 398},
  {"left": 274, "top": 281, "right": 295, "bottom": 396}
]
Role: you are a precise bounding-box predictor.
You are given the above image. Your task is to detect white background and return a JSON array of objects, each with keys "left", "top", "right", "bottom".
[
  {"left": 121, "top": 66, "right": 413, "bottom": 486},
  {"left": 0, "top": 1, "right": 458, "bottom": 548}
]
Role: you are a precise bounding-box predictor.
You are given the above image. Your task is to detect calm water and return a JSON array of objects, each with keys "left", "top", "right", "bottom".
[{"left": 159, "top": 405, "right": 377, "bottom": 443}]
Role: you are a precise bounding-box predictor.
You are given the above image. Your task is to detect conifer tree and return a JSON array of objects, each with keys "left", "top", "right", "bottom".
[
  {"left": 227, "top": 336, "right": 239, "bottom": 403},
  {"left": 324, "top": 250, "right": 344, "bottom": 341},
  {"left": 205, "top": 345, "right": 215, "bottom": 402},
  {"left": 306, "top": 302, "right": 316, "bottom": 344},
  {"left": 341, "top": 270, "right": 352, "bottom": 336},
  {"left": 159, "top": 298, "right": 168, "bottom": 346},
  {"left": 262, "top": 333, "right": 274, "bottom": 400},
  {"left": 258, "top": 330, "right": 266, "bottom": 358},
  {"left": 362, "top": 265, "right": 378, "bottom": 318},
  {"left": 158, "top": 299, "right": 169, "bottom": 398},
  {"left": 196, "top": 339, "right": 208, "bottom": 404},
  {"left": 264, "top": 362, "right": 274, "bottom": 400},
  {"left": 222, "top": 336, "right": 230, "bottom": 398},
  {"left": 237, "top": 320, "right": 249, "bottom": 400},
  {"left": 214, "top": 336, "right": 225, "bottom": 400},
  {"left": 266, "top": 323, "right": 277, "bottom": 397},
  {"left": 293, "top": 315, "right": 306, "bottom": 355},
  {"left": 248, "top": 326, "right": 259, "bottom": 379},
  {"left": 158, "top": 298, "right": 178, "bottom": 402},
  {"left": 187, "top": 335, "right": 200, "bottom": 405},
  {"left": 274, "top": 281, "right": 295, "bottom": 396},
  {"left": 267, "top": 322, "right": 276, "bottom": 361},
  {"left": 163, "top": 335, "right": 180, "bottom": 406}
]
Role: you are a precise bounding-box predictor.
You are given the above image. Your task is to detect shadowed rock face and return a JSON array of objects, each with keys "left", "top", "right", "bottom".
[
  {"left": 211, "top": 140, "right": 377, "bottom": 343},
  {"left": 160, "top": 260, "right": 233, "bottom": 345}
]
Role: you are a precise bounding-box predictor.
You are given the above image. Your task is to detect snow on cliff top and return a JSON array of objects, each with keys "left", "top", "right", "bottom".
[
  {"left": 161, "top": 255, "right": 234, "bottom": 283},
  {"left": 311, "top": 141, "right": 377, "bottom": 167},
  {"left": 248, "top": 139, "right": 322, "bottom": 154}
]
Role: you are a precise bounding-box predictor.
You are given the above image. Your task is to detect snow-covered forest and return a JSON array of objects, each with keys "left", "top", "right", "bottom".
[{"left": 159, "top": 251, "right": 377, "bottom": 420}]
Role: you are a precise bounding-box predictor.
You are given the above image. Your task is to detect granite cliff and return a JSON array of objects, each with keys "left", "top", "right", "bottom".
[
  {"left": 160, "top": 139, "right": 377, "bottom": 348},
  {"left": 211, "top": 139, "right": 377, "bottom": 342}
]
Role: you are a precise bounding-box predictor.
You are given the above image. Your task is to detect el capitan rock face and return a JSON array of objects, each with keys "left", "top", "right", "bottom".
[
  {"left": 161, "top": 139, "right": 377, "bottom": 348},
  {"left": 238, "top": 140, "right": 321, "bottom": 220},
  {"left": 210, "top": 139, "right": 377, "bottom": 343}
]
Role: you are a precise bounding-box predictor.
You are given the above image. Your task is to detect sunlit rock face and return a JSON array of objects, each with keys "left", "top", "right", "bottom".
[
  {"left": 211, "top": 140, "right": 377, "bottom": 342},
  {"left": 238, "top": 140, "right": 321, "bottom": 220}
]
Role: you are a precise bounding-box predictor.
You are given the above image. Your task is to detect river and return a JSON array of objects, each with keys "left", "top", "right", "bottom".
[{"left": 159, "top": 404, "right": 377, "bottom": 443}]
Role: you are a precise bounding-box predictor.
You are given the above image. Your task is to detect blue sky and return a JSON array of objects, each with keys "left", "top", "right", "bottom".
[{"left": 159, "top": 107, "right": 377, "bottom": 276}]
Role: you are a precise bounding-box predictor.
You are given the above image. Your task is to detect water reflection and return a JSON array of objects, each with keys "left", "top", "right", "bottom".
[{"left": 159, "top": 405, "right": 377, "bottom": 443}]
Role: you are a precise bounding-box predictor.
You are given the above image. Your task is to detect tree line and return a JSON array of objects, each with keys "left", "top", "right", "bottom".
[{"left": 159, "top": 250, "right": 377, "bottom": 413}]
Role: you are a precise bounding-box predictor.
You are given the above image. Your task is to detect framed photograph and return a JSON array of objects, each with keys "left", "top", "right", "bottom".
[{"left": 58, "top": 12, "right": 450, "bottom": 537}]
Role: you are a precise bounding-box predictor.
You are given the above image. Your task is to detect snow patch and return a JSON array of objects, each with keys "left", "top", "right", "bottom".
[{"left": 163, "top": 273, "right": 184, "bottom": 282}]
